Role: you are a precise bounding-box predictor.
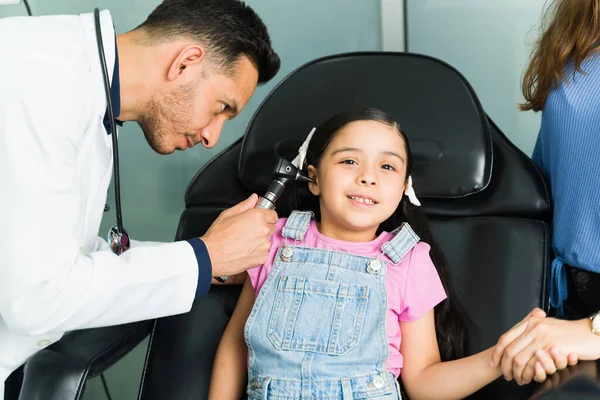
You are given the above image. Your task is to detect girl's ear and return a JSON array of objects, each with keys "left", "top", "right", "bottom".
[{"left": 307, "top": 165, "right": 320, "bottom": 196}]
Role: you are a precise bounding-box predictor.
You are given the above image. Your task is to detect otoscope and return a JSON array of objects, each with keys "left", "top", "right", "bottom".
[
  {"left": 215, "top": 157, "right": 315, "bottom": 282},
  {"left": 255, "top": 157, "right": 315, "bottom": 209}
]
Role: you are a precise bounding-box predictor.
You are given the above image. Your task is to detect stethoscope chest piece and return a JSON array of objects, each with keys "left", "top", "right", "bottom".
[{"left": 108, "top": 225, "right": 130, "bottom": 255}]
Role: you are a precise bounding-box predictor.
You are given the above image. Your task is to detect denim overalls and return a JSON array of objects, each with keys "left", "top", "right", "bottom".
[{"left": 244, "top": 211, "right": 420, "bottom": 400}]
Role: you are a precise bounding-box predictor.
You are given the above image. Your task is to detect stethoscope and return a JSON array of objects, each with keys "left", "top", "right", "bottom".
[
  {"left": 94, "top": 8, "right": 130, "bottom": 255},
  {"left": 92, "top": 8, "right": 315, "bottom": 261}
]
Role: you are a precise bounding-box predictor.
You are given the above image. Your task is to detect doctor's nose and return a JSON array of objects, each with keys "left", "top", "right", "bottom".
[{"left": 199, "top": 117, "right": 226, "bottom": 149}]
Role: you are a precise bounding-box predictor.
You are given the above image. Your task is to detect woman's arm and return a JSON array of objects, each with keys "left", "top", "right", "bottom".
[{"left": 208, "top": 277, "right": 256, "bottom": 400}]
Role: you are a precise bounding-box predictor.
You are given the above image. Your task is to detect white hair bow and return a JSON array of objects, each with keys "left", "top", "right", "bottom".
[
  {"left": 405, "top": 176, "right": 421, "bottom": 206},
  {"left": 291, "top": 127, "right": 316, "bottom": 168}
]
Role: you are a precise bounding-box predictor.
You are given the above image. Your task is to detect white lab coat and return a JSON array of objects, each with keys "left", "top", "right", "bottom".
[{"left": 0, "top": 11, "right": 200, "bottom": 395}]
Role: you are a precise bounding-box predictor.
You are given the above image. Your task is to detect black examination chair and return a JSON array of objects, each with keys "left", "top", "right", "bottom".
[{"left": 12, "top": 52, "right": 552, "bottom": 400}]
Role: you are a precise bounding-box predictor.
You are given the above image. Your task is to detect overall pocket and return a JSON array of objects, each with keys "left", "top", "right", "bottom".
[{"left": 267, "top": 275, "right": 369, "bottom": 355}]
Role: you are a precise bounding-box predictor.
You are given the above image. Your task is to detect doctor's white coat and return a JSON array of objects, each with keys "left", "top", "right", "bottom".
[{"left": 0, "top": 11, "right": 201, "bottom": 395}]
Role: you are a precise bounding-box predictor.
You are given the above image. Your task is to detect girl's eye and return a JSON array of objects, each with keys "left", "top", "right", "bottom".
[
  {"left": 382, "top": 164, "right": 396, "bottom": 171},
  {"left": 220, "top": 103, "right": 227, "bottom": 112},
  {"left": 341, "top": 159, "right": 357, "bottom": 165}
]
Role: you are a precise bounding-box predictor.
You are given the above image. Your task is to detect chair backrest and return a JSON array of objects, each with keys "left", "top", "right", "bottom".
[{"left": 138, "top": 52, "right": 551, "bottom": 400}]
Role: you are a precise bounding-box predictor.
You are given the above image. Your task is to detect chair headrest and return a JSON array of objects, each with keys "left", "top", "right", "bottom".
[{"left": 238, "top": 52, "right": 493, "bottom": 198}]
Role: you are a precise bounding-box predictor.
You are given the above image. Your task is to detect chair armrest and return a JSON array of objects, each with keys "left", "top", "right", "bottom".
[
  {"left": 19, "top": 321, "right": 153, "bottom": 400},
  {"left": 531, "top": 360, "right": 600, "bottom": 400}
]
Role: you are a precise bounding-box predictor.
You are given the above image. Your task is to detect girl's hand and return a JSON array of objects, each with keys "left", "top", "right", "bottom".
[{"left": 491, "top": 308, "right": 547, "bottom": 371}]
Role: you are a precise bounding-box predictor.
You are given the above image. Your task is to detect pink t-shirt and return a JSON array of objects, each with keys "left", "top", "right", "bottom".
[{"left": 247, "top": 218, "right": 447, "bottom": 377}]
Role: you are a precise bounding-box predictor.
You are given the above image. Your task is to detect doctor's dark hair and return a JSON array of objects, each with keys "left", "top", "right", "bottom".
[
  {"left": 136, "top": 0, "right": 280, "bottom": 84},
  {"left": 277, "top": 108, "right": 471, "bottom": 362}
]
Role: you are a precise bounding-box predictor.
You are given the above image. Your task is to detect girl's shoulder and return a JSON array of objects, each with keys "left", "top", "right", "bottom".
[
  {"left": 411, "top": 240, "right": 432, "bottom": 254},
  {"left": 275, "top": 217, "right": 288, "bottom": 230},
  {"left": 381, "top": 226, "right": 432, "bottom": 261},
  {"left": 401, "top": 240, "right": 432, "bottom": 266},
  {"left": 274, "top": 216, "right": 296, "bottom": 231}
]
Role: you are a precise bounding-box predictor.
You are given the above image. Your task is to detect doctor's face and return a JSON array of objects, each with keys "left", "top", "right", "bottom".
[{"left": 139, "top": 57, "right": 258, "bottom": 154}]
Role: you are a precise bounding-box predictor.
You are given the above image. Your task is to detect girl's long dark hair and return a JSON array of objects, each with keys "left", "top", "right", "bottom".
[{"left": 278, "top": 108, "right": 470, "bottom": 361}]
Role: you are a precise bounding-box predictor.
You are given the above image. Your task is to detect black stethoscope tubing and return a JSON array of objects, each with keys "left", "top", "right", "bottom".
[{"left": 94, "top": 8, "right": 129, "bottom": 254}]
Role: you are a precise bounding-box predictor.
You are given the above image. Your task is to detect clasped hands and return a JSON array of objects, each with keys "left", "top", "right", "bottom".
[{"left": 490, "top": 308, "right": 600, "bottom": 385}]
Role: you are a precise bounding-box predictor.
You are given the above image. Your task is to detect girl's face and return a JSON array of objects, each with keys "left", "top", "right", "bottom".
[{"left": 308, "top": 120, "right": 408, "bottom": 242}]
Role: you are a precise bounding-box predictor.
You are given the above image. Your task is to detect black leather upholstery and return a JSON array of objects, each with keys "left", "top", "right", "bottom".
[
  {"left": 11, "top": 321, "right": 152, "bottom": 400},
  {"left": 138, "top": 286, "right": 243, "bottom": 400},
  {"left": 238, "top": 53, "right": 494, "bottom": 199},
  {"left": 531, "top": 360, "right": 600, "bottom": 399},
  {"left": 14, "top": 52, "right": 554, "bottom": 400},
  {"left": 139, "top": 52, "right": 552, "bottom": 400}
]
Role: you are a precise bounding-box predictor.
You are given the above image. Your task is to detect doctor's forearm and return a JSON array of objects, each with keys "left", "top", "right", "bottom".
[{"left": 1, "top": 241, "right": 199, "bottom": 335}]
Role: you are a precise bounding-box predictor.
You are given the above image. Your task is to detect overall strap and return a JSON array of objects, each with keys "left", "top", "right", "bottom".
[
  {"left": 281, "top": 211, "right": 314, "bottom": 241},
  {"left": 382, "top": 223, "right": 420, "bottom": 263}
]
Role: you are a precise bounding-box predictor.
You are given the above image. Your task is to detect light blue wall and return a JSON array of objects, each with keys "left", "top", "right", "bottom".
[
  {"left": 2, "top": 0, "right": 381, "bottom": 243},
  {"left": 406, "top": 0, "right": 548, "bottom": 156},
  {"left": 1, "top": 0, "right": 382, "bottom": 397}
]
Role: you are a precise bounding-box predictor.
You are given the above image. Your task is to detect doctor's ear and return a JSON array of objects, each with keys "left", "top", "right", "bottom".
[
  {"left": 167, "top": 45, "right": 206, "bottom": 81},
  {"left": 307, "top": 165, "right": 320, "bottom": 196}
]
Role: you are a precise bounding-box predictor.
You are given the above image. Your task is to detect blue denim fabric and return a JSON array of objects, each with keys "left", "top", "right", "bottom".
[{"left": 244, "top": 212, "right": 418, "bottom": 399}]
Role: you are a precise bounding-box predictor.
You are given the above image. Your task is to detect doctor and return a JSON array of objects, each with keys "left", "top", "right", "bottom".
[{"left": 0, "top": 0, "right": 280, "bottom": 396}]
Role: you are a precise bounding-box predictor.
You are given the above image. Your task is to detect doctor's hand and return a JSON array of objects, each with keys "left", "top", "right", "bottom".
[{"left": 201, "top": 194, "right": 277, "bottom": 278}]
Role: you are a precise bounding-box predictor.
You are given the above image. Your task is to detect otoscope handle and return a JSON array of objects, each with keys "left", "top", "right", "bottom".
[
  {"left": 256, "top": 178, "right": 287, "bottom": 210},
  {"left": 256, "top": 197, "right": 275, "bottom": 209},
  {"left": 215, "top": 179, "right": 286, "bottom": 282}
]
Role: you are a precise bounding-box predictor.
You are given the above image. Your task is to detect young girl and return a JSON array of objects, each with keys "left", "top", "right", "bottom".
[{"left": 209, "top": 108, "right": 564, "bottom": 399}]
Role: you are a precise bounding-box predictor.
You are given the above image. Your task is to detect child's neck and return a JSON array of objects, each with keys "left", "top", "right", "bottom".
[{"left": 316, "top": 219, "right": 379, "bottom": 243}]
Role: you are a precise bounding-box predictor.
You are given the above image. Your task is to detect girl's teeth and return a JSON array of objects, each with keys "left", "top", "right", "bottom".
[{"left": 351, "top": 196, "right": 375, "bottom": 204}]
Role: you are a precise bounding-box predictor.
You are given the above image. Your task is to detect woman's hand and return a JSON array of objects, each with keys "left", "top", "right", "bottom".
[{"left": 490, "top": 308, "right": 598, "bottom": 385}]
